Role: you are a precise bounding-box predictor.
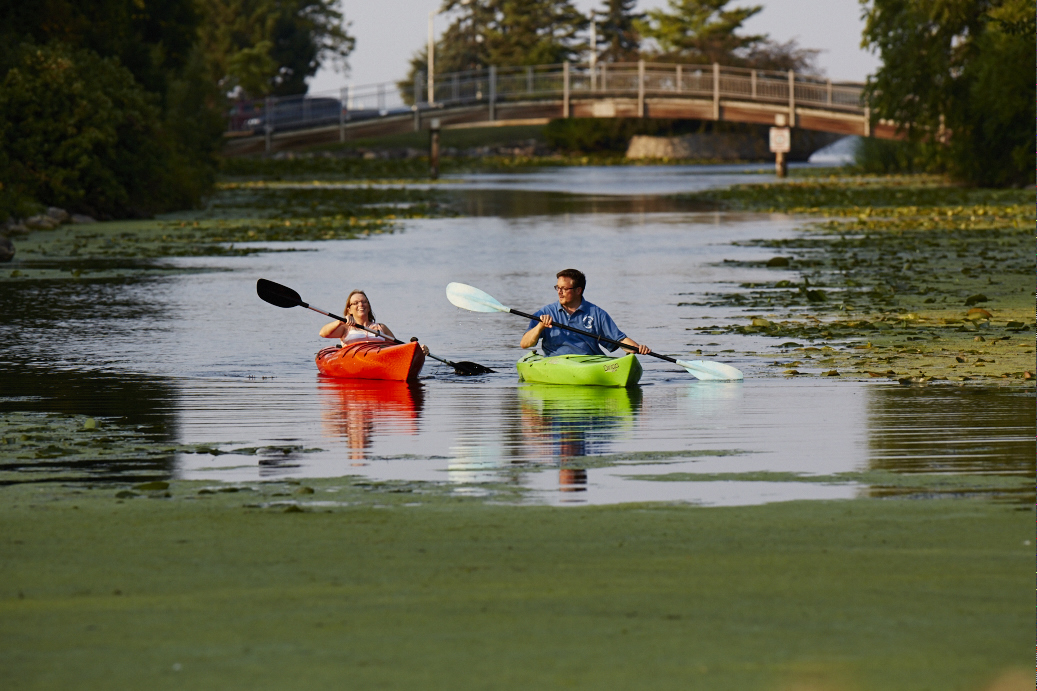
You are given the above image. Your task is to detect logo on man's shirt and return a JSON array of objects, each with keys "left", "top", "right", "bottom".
[{"left": 582, "top": 315, "right": 594, "bottom": 329}]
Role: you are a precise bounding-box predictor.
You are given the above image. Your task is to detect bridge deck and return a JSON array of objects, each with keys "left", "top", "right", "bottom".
[{"left": 225, "top": 61, "right": 897, "bottom": 156}]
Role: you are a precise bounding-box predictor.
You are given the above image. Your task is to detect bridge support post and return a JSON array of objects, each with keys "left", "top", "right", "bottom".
[
  {"left": 637, "top": 60, "right": 645, "bottom": 117},
  {"left": 429, "top": 118, "right": 440, "bottom": 180},
  {"left": 863, "top": 106, "right": 871, "bottom": 137},
  {"left": 489, "top": 65, "right": 497, "bottom": 121},
  {"left": 787, "top": 70, "right": 796, "bottom": 127},
  {"left": 712, "top": 63, "right": 720, "bottom": 120},
  {"left": 563, "top": 61, "right": 570, "bottom": 118}
]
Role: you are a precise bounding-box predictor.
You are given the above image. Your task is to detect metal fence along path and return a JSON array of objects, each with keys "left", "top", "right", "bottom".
[{"left": 224, "top": 60, "right": 896, "bottom": 155}]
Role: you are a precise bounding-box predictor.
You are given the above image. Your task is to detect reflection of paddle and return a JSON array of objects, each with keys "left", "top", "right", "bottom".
[
  {"left": 257, "top": 279, "right": 494, "bottom": 376},
  {"left": 446, "top": 282, "right": 743, "bottom": 381}
]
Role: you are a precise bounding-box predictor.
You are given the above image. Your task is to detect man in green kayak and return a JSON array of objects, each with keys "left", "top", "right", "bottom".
[{"left": 520, "top": 269, "right": 651, "bottom": 356}]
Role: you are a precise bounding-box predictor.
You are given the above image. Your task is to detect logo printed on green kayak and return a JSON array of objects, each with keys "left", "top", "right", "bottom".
[{"left": 603, "top": 362, "right": 620, "bottom": 372}]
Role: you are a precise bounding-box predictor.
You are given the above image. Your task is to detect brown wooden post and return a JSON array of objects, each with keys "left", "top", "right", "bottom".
[
  {"left": 787, "top": 70, "right": 796, "bottom": 127},
  {"left": 712, "top": 63, "right": 720, "bottom": 120},
  {"left": 563, "top": 61, "right": 570, "bottom": 118},
  {"left": 638, "top": 59, "right": 645, "bottom": 117}
]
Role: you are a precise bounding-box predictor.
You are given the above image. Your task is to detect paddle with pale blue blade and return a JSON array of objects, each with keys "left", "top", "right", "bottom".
[{"left": 445, "top": 282, "right": 744, "bottom": 381}]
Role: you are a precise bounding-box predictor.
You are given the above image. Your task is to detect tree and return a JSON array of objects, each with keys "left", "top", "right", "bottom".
[
  {"left": 592, "top": 0, "right": 644, "bottom": 62},
  {"left": 197, "top": 0, "right": 355, "bottom": 97},
  {"left": 0, "top": 44, "right": 171, "bottom": 217},
  {"left": 0, "top": 0, "right": 201, "bottom": 99},
  {"left": 402, "top": 0, "right": 588, "bottom": 97},
  {"left": 860, "top": 0, "right": 1034, "bottom": 186},
  {"left": 637, "top": 0, "right": 765, "bottom": 64}
]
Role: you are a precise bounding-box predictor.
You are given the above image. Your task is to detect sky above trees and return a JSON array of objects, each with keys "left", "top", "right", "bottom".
[{"left": 321, "top": 0, "right": 880, "bottom": 90}]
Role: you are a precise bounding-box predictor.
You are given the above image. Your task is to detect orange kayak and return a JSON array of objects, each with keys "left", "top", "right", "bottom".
[{"left": 315, "top": 341, "right": 425, "bottom": 381}]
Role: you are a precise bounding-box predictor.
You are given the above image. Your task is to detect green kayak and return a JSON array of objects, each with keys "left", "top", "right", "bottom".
[{"left": 516, "top": 352, "right": 643, "bottom": 387}]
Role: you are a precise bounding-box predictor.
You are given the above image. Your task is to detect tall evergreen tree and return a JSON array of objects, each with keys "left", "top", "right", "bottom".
[
  {"left": 403, "top": 0, "right": 588, "bottom": 96},
  {"left": 592, "top": 0, "right": 644, "bottom": 62},
  {"left": 637, "top": 0, "right": 765, "bottom": 64}
]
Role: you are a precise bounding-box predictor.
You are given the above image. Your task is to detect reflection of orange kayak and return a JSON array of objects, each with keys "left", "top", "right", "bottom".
[
  {"left": 319, "top": 378, "right": 423, "bottom": 456},
  {"left": 316, "top": 341, "right": 425, "bottom": 381}
]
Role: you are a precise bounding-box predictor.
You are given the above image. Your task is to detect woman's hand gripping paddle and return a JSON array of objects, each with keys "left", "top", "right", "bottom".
[
  {"left": 445, "top": 282, "right": 743, "bottom": 381},
  {"left": 257, "top": 279, "right": 493, "bottom": 376}
]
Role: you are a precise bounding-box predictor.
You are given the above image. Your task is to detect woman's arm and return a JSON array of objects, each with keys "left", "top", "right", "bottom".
[
  {"left": 319, "top": 320, "right": 347, "bottom": 338},
  {"left": 376, "top": 324, "right": 396, "bottom": 339}
]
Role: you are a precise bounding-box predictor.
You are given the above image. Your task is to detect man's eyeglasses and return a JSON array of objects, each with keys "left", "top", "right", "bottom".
[{"left": 553, "top": 286, "right": 576, "bottom": 293}]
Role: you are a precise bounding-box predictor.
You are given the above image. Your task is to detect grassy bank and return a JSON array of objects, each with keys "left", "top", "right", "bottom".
[
  {"left": 0, "top": 479, "right": 1030, "bottom": 690},
  {"left": 678, "top": 175, "right": 1035, "bottom": 384}
]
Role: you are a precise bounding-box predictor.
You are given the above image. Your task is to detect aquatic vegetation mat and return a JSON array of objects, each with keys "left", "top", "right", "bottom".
[
  {"left": 0, "top": 480, "right": 1029, "bottom": 690},
  {"left": 678, "top": 176, "right": 1035, "bottom": 384}
]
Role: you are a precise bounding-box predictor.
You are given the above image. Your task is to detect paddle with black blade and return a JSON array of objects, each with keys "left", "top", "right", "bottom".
[
  {"left": 256, "top": 279, "right": 494, "bottom": 376},
  {"left": 445, "top": 282, "right": 743, "bottom": 381}
]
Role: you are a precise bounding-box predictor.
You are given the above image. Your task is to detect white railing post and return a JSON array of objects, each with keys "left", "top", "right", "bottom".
[
  {"left": 712, "top": 63, "right": 720, "bottom": 120},
  {"left": 412, "top": 75, "right": 422, "bottom": 131},
  {"left": 340, "top": 87, "right": 347, "bottom": 142},
  {"left": 489, "top": 65, "right": 497, "bottom": 121},
  {"left": 787, "top": 69, "right": 796, "bottom": 126},
  {"left": 601, "top": 63, "right": 608, "bottom": 90},
  {"left": 563, "top": 61, "right": 570, "bottom": 117},
  {"left": 751, "top": 70, "right": 757, "bottom": 99},
  {"left": 864, "top": 105, "right": 871, "bottom": 137},
  {"left": 638, "top": 59, "right": 645, "bottom": 117},
  {"left": 676, "top": 64, "right": 682, "bottom": 93},
  {"left": 264, "top": 95, "right": 273, "bottom": 154},
  {"left": 526, "top": 66, "right": 533, "bottom": 94},
  {"left": 826, "top": 79, "right": 832, "bottom": 106}
]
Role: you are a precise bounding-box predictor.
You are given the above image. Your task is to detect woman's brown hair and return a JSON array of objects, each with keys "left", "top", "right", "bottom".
[{"left": 344, "top": 289, "right": 375, "bottom": 323}]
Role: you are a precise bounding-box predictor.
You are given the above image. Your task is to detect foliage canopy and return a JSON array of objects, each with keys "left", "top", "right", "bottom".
[{"left": 860, "top": 0, "right": 1034, "bottom": 186}]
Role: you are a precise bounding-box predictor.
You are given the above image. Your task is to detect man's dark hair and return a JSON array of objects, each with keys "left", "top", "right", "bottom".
[{"left": 556, "top": 268, "right": 586, "bottom": 292}]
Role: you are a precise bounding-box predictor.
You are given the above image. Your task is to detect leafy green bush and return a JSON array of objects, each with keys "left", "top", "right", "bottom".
[{"left": 0, "top": 43, "right": 221, "bottom": 220}]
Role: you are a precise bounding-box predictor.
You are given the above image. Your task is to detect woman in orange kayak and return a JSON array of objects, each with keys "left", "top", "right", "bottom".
[{"left": 319, "top": 289, "right": 396, "bottom": 344}]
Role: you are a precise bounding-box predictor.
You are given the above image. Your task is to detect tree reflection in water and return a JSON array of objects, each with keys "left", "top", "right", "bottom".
[{"left": 318, "top": 379, "right": 424, "bottom": 461}]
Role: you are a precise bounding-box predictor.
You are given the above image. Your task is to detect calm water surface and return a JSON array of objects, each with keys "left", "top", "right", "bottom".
[{"left": 1, "top": 168, "right": 1032, "bottom": 504}]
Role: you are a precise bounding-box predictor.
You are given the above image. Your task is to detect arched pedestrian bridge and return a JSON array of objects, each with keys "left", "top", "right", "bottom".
[{"left": 224, "top": 61, "right": 897, "bottom": 156}]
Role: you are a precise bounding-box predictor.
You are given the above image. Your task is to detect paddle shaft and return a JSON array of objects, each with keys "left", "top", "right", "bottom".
[
  {"left": 299, "top": 301, "right": 453, "bottom": 367},
  {"left": 510, "top": 307, "right": 683, "bottom": 366}
]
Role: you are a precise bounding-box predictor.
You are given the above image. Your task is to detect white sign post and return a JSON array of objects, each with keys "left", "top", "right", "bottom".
[{"left": 769, "top": 126, "right": 791, "bottom": 177}]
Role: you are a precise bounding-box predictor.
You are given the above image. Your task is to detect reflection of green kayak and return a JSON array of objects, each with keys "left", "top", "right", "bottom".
[
  {"left": 516, "top": 352, "right": 643, "bottom": 387},
  {"left": 518, "top": 382, "right": 641, "bottom": 418}
]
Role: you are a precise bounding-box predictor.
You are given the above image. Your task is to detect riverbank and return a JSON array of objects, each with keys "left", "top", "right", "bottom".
[{"left": 0, "top": 479, "right": 1029, "bottom": 691}]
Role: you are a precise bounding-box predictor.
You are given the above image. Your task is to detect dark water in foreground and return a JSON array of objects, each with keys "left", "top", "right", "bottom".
[{"left": 1, "top": 171, "right": 1032, "bottom": 505}]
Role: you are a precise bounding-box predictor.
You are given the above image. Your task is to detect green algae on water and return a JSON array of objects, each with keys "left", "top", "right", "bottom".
[{"left": 0, "top": 479, "right": 1029, "bottom": 690}]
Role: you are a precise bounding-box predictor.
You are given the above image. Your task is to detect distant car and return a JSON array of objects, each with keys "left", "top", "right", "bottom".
[{"left": 244, "top": 97, "right": 343, "bottom": 132}]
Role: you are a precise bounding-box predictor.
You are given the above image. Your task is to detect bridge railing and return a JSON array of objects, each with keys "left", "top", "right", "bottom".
[{"left": 225, "top": 62, "right": 866, "bottom": 136}]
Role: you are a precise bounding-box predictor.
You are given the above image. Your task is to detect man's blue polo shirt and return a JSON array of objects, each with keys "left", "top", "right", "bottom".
[{"left": 528, "top": 299, "right": 627, "bottom": 356}]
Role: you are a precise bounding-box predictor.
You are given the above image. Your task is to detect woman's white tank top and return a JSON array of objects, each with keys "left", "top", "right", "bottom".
[{"left": 340, "top": 323, "right": 388, "bottom": 345}]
